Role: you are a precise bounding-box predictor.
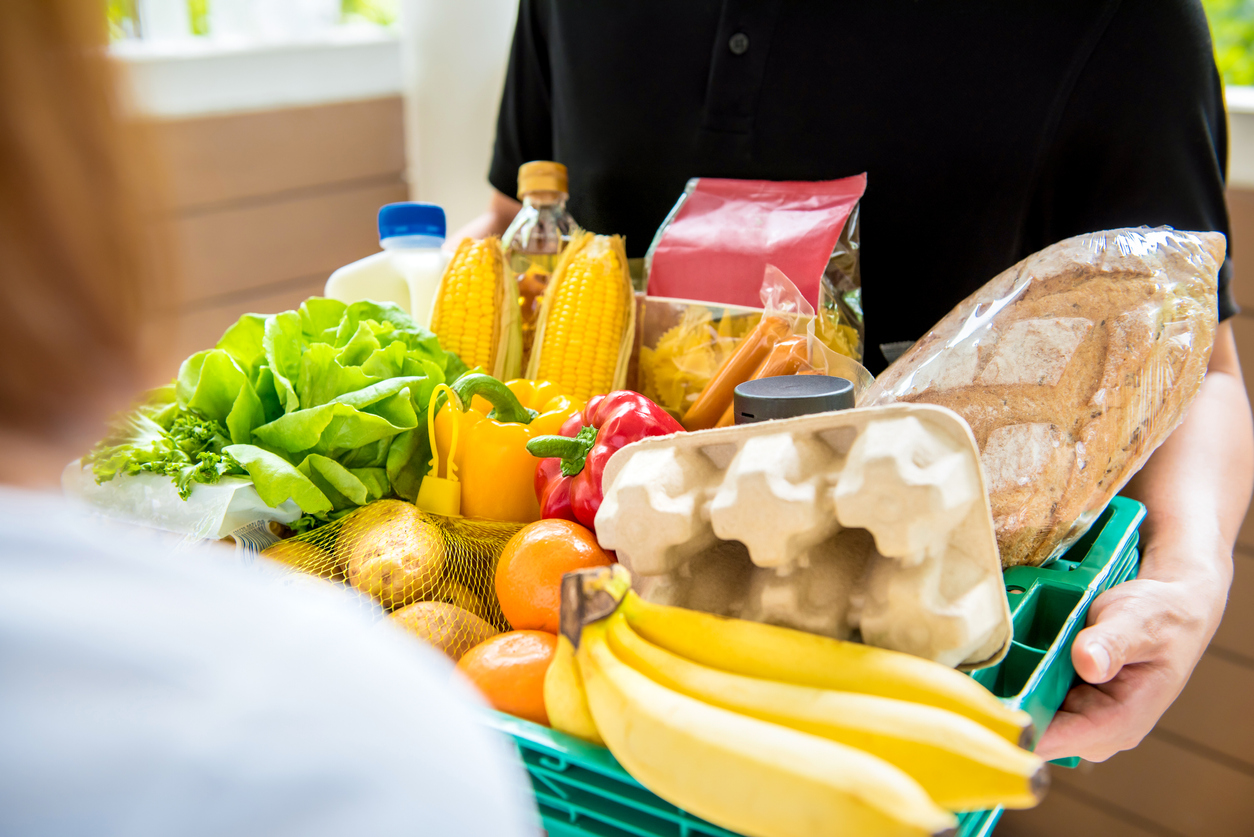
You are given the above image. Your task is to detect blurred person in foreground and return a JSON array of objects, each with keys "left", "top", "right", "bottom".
[
  {"left": 455, "top": 0, "right": 1254, "bottom": 763},
  {"left": 0, "top": 3, "right": 538, "bottom": 835}
]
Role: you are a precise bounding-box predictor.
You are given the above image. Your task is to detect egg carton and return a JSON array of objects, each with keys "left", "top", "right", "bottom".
[{"left": 593, "top": 404, "right": 1013, "bottom": 669}]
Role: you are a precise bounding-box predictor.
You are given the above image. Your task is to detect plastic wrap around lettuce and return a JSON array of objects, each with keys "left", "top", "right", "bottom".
[{"left": 85, "top": 298, "right": 466, "bottom": 524}]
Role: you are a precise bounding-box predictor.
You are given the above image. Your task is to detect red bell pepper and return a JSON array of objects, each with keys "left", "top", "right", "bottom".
[{"left": 526, "top": 391, "right": 683, "bottom": 532}]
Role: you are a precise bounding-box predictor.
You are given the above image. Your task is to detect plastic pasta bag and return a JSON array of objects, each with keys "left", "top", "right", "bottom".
[
  {"left": 666, "top": 266, "right": 873, "bottom": 430},
  {"left": 637, "top": 300, "right": 763, "bottom": 419},
  {"left": 644, "top": 175, "right": 866, "bottom": 361},
  {"left": 862, "top": 228, "right": 1223, "bottom": 567}
]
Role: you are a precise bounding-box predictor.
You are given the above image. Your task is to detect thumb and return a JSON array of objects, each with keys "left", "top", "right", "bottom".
[{"left": 1071, "top": 586, "right": 1158, "bottom": 684}]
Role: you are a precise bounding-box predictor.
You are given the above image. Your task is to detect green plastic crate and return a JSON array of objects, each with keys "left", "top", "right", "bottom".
[
  {"left": 485, "top": 496, "right": 1145, "bottom": 837},
  {"left": 955, "top": 495, "right": 1143, "bottom": 835}
]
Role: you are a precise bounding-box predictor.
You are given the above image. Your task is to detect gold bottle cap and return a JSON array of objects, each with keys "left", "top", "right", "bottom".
[{"left": 517, "top": 160, "right": 568, "bottom": 198}]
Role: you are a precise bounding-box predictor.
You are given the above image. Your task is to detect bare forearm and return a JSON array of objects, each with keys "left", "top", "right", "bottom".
[
  {"left": 1037, "top": 322, "right": 1254, "bottom": 760},
  {"left": 1123, "top": 322, "right": 1252, "bottom": 609}
]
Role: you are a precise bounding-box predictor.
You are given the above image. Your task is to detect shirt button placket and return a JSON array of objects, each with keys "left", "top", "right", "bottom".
[{"left": 728, "top": 32, "right": 750, "bottom": 55}]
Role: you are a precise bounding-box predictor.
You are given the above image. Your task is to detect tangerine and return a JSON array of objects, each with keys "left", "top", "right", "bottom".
[
  {"left": 456, "top": 630, "right": 558, "bottom": 725},
  {"left": 495, "top": 519, "right": 612, "bottom": 633}
]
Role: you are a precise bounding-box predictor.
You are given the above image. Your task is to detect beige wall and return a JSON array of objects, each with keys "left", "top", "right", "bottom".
[
  {"left": 141, "top": 0, "right": 521, "bottom": 374},
  {"left": 146, "top": 96, "right": 407, "bottom": 381}
]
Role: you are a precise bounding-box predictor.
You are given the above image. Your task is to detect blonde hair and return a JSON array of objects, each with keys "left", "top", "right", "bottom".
[{"left": 0, "top": 0, "right": 167, "bottom": 437}]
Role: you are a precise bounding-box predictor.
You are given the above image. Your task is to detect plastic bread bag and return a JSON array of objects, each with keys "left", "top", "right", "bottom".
[
  {"left": 643, "top": 175, "right": 866, "bottom": 361},
  {"left": 675, "top": 265, "right": 874, "bottom": 431},
  {"left": 862, "top": 227, "right": 1224, "bottom": 567}
]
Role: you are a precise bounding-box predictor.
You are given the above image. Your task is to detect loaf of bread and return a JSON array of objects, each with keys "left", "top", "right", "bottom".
[{"left": 863, "top": 228, "right": 1223, "bottom": 566}]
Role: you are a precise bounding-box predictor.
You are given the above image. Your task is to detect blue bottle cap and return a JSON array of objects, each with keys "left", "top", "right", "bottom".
[{"left": 378, "top": 202, "right": 446, "bottom": 242}]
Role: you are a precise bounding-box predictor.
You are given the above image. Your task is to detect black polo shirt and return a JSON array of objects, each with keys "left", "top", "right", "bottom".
[{"left": 488, "top": 0, "right": 1236, "bottom": 372}]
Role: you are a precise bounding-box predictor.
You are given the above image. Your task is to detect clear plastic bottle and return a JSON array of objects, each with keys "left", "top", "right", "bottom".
[{"left": 501, "top": 161, "right": 577, "bottom": 368}]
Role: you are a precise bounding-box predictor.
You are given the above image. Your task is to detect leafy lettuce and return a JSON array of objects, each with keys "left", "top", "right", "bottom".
[
  {"left": 85, "top": 386, "right": 246, "bottom": 500},
  {"left": 87, "top": 298, "right": 466, "bottom": 516}
]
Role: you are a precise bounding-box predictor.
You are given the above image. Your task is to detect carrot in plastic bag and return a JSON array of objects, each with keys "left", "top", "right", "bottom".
[
  {"left": 713, "top": 335, "right": 810, "bottom": 427},
  {"left": 681, "top": 315, "right": 792, "bottom": 430}
]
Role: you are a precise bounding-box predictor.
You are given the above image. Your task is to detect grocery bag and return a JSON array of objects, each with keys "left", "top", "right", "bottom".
[{"left": 644, "top": 175, "right": 866, "bottom": 360}]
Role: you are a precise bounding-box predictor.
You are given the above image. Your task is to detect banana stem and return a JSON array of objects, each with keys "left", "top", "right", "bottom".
[{"left": 559, "top": 566, "right": 632, "bottom": 647}]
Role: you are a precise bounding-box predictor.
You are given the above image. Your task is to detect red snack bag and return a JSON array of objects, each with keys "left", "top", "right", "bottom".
[{"left": 644, "top": 175, "right": 866, "bottom": 312}]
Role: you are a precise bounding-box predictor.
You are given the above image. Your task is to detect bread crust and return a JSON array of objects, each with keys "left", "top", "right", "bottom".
[{"left": 865, "top": 229, "right": 1223, "bottom": 566}]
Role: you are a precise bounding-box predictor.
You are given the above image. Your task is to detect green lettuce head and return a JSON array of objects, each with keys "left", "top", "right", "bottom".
[{"left": 90, "top": 298, "right": 466, "bottom": 516}]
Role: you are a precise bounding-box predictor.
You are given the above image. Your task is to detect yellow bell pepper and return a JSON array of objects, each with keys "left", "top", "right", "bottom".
[{"left": 432, "top": 375, "right": 582, "bottom": 522}]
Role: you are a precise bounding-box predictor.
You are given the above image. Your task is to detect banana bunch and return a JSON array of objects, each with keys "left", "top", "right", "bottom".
[{"left": 544, "top": 566, "right": 1047, "bottom": 837}]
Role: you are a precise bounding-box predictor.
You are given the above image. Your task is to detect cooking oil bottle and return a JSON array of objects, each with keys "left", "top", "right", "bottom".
[{"left": 501, "top": 161, "right": 577, "bottom": 369}]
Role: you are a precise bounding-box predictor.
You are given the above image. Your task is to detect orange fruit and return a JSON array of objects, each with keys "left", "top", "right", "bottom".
[
  {"left": 495, "top": 519, "right": 612, "bottom": 633},
  {"left": 456, "top": 630, "right": 557, "bottom": 725}
]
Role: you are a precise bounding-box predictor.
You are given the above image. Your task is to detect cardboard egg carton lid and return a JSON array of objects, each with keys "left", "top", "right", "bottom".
[{"left": 594, "top": 403, "right": 1013, "bottom": 669}]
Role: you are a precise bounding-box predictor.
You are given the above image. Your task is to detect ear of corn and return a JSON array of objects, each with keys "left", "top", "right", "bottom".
[
  {"left": 526, "top": 232, "right": 635, "bottom": 401},
  {"left": 429, "top": 237, "right": 522, "bottom": 380}
]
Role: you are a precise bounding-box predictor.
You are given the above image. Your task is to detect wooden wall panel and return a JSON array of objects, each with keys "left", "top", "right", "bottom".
[
  {"left": 172, "top": 179, "right": 405, "bottom": 305},
  {"left": 1230, "top": 316, "right": 1254, "bottom": 550},
  {"left": 1156, "top": 652, "right": 1254, "bottom": 767},
  {"left": 167, "top": 275, "right": 330, "bottom": 377},
  {"left": 1048, "top": 736, "right": 1254, "bottom": 836},
  {"left": 996, "top": 786, "right": 1159, "bottom": 837},
  {"left": 1228, "top": 188, "right": 1254, "bottom": 312},
  {"left": 1213, "top": 551, "right": 1254, "bottom": 661},
  {"left": 154, "top": 97, "right": 406, "bottom": 210},
  {"left": 144, "top": 97, "right": 407, "bottom": 382}
]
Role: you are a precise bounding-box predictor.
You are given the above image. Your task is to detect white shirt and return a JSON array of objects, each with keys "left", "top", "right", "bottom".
[{"left": 0, "top": 489, "right": 539, "bottom": 836}]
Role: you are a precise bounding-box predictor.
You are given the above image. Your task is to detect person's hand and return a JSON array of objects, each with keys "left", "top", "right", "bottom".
[
  {"left": 443, "top": 189, "right": 522, "bottom": 253},
  {"left": 1032, "top": 541, "right": 1229, "bottom": 762},
  {"left": 1037, "top": 325, "right": 1252, "bottom": 762}
]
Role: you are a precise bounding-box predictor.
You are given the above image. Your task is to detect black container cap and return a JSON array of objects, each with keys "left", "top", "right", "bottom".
[{"left": 733, "top": 375, "right": 855, "bottom": 424}]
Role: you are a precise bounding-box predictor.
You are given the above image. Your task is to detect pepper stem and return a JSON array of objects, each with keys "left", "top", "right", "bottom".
[
  {"left": 527, "top": 425, "right": 599, "bottom": 476},
  {"left": 450, "top": 373, "right": 535, "bottom": 425}
]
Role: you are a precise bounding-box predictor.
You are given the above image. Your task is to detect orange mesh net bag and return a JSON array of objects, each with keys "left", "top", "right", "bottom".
[
  {"left": 262, "top": 501, "right": 523, "bottom": 661},
  {"left": 259, "top": 383, "right": 526, "bottom": 661}
]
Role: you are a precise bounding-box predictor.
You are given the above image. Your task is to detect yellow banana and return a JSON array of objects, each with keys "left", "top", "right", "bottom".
[
  {"left": 542, "top": 633, "right": 603, "bottom": 745},
  {"left": 577, "top": 620, "right": 957, "bottom": 837},
  {"left": 606, "top": 611, "right": 1046, "bottom": 812},
  {"left": 621, "top": 590, "right": 1030, "bottom": 745}
]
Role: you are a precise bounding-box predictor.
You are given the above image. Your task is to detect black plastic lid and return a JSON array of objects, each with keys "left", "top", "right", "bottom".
[{"left": 733, "top": 375, "right": 855, "bottom": 424}]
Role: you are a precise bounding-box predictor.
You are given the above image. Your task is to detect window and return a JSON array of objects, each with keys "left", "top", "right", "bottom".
[
  {"left": 106, "top": 0, "right": 398, "bottom": 44},
  {"left": 1205, "top": 0, "right": 1254, "bottom": 86}
]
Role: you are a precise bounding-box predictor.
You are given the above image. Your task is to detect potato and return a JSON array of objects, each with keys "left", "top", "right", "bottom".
[
  {"left": 391, "top": 601, "right": 499, "bottom": 662},
  {"left": 428, "top": 579, "right": 488, "bottom": 621},
  {"left": 343, "top": 500, "right": 445, "bottom": 610}
]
